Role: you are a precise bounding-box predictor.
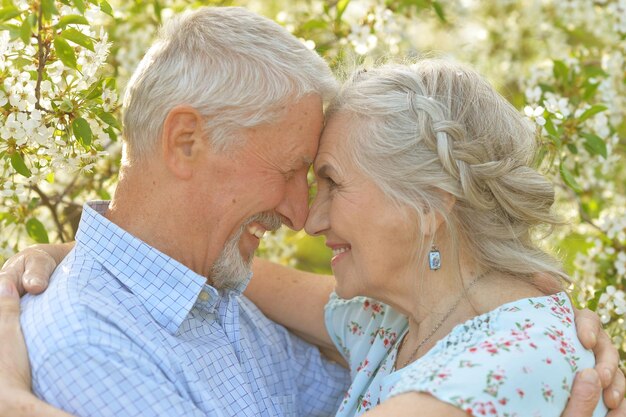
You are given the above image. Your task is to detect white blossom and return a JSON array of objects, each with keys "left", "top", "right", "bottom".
[
  {"left": 101, "top": 89, "right": 118, "bottom": 112},
  {"left": 524, "top": 105, "right": 546, "bottom": 126}
]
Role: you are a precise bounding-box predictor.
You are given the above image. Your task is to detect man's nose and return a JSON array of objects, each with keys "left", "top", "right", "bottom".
[{"left": 276, "top": 174, "right": 310, "bottom": 230}]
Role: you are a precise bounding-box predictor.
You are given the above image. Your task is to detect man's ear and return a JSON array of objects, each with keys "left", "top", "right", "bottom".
[{"left": 161, "top": 105, "right": 206, "bottom": 179}]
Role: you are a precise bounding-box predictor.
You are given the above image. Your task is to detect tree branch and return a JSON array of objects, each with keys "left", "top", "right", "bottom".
[
  {"left": 31, "top": 184, "right": 67, "bottom": 242},
  {"left": 34, "top": 2, "right": 51, "bottom": 112}
]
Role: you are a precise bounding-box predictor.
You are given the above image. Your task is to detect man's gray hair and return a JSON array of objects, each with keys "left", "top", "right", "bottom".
[{"left": 122, "top": 7, "right": 337, "bottom": 159}]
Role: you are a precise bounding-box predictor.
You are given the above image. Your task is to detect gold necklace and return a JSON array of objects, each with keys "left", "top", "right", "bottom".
[{"left": 396, "top": 270, "right": 490, "bottom": 369}]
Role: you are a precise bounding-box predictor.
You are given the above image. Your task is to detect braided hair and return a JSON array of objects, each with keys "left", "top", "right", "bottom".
[{"left": 327, "top": 59, "right": 567, "bottom": 285}]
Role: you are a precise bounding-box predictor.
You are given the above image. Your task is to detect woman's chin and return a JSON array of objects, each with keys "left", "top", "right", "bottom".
[{"left": 334, "top": 282, "right": 360, "bottom": 300}]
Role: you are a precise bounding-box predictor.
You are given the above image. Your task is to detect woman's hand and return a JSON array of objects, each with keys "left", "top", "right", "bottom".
[
  {"left": 0, "top": 243, "right": 71, "bottom": 296},
  {"left": 0, "top": 279, "right": 31, "bottom": 393},
  {"left": 567, "top": 307, "right": 626, "bottom": 415},
  {"left": 0, "top": 278, "right": 75, "bottom": 417}
]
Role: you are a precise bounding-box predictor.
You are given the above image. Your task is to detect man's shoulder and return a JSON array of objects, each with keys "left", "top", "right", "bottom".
[{"left": 20, "top": 246, "right": 136, "bottom": 362}]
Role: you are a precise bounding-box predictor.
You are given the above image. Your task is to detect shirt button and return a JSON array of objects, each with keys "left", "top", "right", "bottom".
[{"left": 199, "top": 291, "right": 210, "bottom": 302}]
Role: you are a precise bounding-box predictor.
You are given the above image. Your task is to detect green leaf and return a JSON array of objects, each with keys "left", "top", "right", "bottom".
[
  {"left": 61, "top": 28, "right": 94, "bottom": 51},
  {"left": 582, "top": 81, "right": 600, "bottom": 101},
  {"left": 10, "top": 56, "right": 31, "bottom": 67},
  {"left": 59, "top": 98, "right": 74, "bottom": 112},
  {"left": 581, "top": 132, "right": 607, "bottom": 158},
  {"left": 0, "top": 212, "right": 17, "bottom": 225},
  {"left": 100, "top": 0, "right": 113, "bottom": 16},
  {"left": 559, "top": 161, "right": 582, "bottom": 193},
  {"left": 19, "top": 13, "right": 31, "bottom": 44},
  {"left": 104, "top": 77, "right": 116, "bottom": 90},
  {"left": 0, "top": 23, "right": 19, "bottom": 38},
  {"left": 578, "top": 104, "right": 607, "bottom": 123},
  {"left": 543, "top": 117, "right": 557, "bottom": 136},
  {"left": 0, "top": 7, "right": 21, "bottom": 22},
  {"left": 566, "top": 143, "right": 578, "bottom": 154},
  {"left": 26, "top": 218, "right": 49, "bottom": 243},
  {"left": 103, "top": 125, "right": 117, "bottom": 142},
  {"left": 432, "top": 1, "right": 446, "bottom": 22},
  {"left": 583, "top": 65, "right": 607, "bottom": 78},
  {"left": 10, "top": 152, "right": 31, "bottom": 177},
  {"left": 96, "top": 111, "right": 121, "bottom": 130},
  {"left": 41, "top": 0, "right": 59, "bottom": 20},
  {"left": 336, "top": 0, "right": 350, "bottom": 22},
  {"left": 71, "top": 0, "right": 86, "bottom": 13},
  {"left": 153, "top": 0, "right": 162, "bottom": 23},
  {"left": 300, "top": 18, "right": 327, "bottom": 32},
  {"left": 55, "top": 14, "right": 89, "bottom": 28},
  {"left": 85, "top": 83, "right": 103, "bottom": 100},
  {"left": 72, "top": 117, "right": 93, "bottom": 148},
  {"left": 53, "top": 37, "right": 77, "bottom": 69},
  {"left": 553, "top": 60, "right": 568, "bottom": 83}
]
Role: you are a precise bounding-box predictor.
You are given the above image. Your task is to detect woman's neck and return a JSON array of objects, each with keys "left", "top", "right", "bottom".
[{"left": 394, "top": 270, "right": 547, "bottom": 368}]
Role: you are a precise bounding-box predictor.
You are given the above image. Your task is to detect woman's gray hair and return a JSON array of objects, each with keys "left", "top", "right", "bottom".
[
  {"left": 329, "top": 59, "right": 567, "bottom": 284},
  {"left": 122, "top": 7, "right": 337, "bottom": 159}
]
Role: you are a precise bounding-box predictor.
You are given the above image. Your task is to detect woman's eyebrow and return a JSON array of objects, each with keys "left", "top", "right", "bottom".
[{"left": 315, "top": 163, "right": 336, "bottom": 178}]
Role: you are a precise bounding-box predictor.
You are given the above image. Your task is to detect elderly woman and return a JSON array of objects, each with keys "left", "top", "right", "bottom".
[
  {"left": 298, "top": 59, "right": 609, "bottom": 415},
  {"left": 0, "top": 59, "right": 625, "bottom": 417}
]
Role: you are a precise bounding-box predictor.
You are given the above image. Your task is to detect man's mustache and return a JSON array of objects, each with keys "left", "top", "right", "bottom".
[{"left": 244, "top": 212, "right": 283, "bottom": 233}]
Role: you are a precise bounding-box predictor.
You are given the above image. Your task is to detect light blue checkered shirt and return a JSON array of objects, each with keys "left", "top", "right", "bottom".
[{"left": 21, "top": 201, "right": 349, "bottom": 417}]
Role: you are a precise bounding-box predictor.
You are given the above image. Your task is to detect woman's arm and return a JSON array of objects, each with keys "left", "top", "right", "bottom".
[
  {"left": 2, "top": 391, "right": 75, "bottom": 417},
  {"left": 0, "top": 245, "right": 622, "bottom": 403},
  {"left": 361, "top": 390, "right": 626, "bottom": 417},
  {"left": 0, "top": 279, "right": 74, "bottom": 417},
  {"left": 246, "top": 258, "right": 345, "bottom": 365}
]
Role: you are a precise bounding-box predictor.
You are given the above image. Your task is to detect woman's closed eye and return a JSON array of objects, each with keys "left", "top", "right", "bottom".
[{"left": 321, "top": 175, "right": 339, "bottom": 191}]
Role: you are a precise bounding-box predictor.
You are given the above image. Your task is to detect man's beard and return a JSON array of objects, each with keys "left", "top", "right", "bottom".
[{"left": 209, "top": 212, "right": 282, "bottom": 289}]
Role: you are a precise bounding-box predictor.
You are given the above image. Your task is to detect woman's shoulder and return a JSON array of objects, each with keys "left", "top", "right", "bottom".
[
  {"left": 383, "top": 292, "right": 605, "bottom": 417},
  {"left": 406, "top": 291, "right": 584, "bottom": 374}
]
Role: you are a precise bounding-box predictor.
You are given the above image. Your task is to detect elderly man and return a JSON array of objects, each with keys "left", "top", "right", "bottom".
[
  {"left": 0, "top": 5, "right": 624, "bottom": 417},
  {"left": 0, "top": 6, "right": 349, "bottom": 417}
]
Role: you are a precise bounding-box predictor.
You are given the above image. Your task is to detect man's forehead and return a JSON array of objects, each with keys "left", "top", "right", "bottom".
[
  {"left": 288, "top": 154, "right": 314, "bottom": 171},
  {"left": 279, "top": 131, "right": 317, "bottom": 166}
]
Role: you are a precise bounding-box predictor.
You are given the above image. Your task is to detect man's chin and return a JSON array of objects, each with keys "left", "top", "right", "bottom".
[
  {"left": 236, "top": 249, "right": 254, "bottom": 264},
  {"left": 208, "top": 250, "right": 253, "bottom": 290}
]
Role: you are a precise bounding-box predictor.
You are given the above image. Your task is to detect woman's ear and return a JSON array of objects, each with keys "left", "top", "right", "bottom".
[
  {"left": 423, "top": 191, "right": 456, "bottom": 236},
  {"left": 161, "top": 105, "right": 206, "bottom": 179}
]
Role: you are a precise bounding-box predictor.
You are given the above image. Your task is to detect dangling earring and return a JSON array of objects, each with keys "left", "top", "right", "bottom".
[{"left": 428, "top": 245, "right": 441, "bottom": 271}]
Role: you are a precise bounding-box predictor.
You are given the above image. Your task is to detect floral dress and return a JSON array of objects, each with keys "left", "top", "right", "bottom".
[{"left": 325, "top": 292, "right": 608, "bottom": 417}]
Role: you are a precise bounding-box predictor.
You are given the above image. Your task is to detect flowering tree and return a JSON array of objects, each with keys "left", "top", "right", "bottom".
[
  {"left": 0, "top": 0, "right": 119, "bottom": 251},
  {"left": 1, "top": 0, "right": 625, "bottom": 368}
]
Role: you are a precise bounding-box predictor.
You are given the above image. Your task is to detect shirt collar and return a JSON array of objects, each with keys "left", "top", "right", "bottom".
[{"left": 75, "top": 201, "right": 210, "bottom": 334}]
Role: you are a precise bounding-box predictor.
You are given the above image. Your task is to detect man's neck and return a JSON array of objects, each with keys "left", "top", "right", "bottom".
[{"left": 105, "top": 165, "right": 218, "bottom": 279}]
